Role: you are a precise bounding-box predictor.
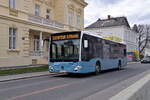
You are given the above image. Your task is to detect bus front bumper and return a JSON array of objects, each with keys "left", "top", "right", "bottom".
[{"left": 48, "top": 65, "right": 85, "bottom": 74}]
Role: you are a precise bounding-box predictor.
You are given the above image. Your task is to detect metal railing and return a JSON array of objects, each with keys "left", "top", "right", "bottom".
[{"left": 28, "top": 14, "right": 64, "bottom": 29}]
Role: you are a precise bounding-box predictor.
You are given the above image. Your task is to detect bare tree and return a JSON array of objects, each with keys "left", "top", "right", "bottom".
[{"left": 136, "top": 24, "right": 150, "bottom": 59}]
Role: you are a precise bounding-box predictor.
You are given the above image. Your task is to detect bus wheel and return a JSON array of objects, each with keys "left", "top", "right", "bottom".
[
  {"left": 118, "top": 61, "right": 122, "bottom": 70},
  {"left": 95, "top": 62, "right": 101, "bottom": 75}
]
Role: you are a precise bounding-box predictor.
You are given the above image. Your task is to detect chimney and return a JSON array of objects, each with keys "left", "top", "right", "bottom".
[
  {"left": 97, "top": 18, "right": 101, "bottom": 21},
  {"left": 108, "top": 15, "right": 111, "bottom": 19}
]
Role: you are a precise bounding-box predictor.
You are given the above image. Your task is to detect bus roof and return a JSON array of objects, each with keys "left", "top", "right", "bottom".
[{"left": 51, "top": 31, "right": 126, "bottom": 45}]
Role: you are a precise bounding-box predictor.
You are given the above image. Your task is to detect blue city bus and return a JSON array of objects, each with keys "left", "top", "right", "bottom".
[{"left": 49, "top": 31, "right": 127, "bottom": 74}]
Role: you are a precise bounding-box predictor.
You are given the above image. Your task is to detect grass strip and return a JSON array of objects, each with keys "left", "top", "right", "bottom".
[{"left": 0, "top": 66, "right": 48, "bottom": 76}]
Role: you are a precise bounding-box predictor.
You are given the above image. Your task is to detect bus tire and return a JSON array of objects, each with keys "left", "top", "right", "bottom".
[
  {"left": 95, "top": 61, "right": 101, "bottom": 75},
  {"left": 118, "top": 61, "right": 122, "bottom": 70}
]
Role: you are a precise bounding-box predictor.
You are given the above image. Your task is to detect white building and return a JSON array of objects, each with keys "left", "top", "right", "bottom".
[
  {"left": 145, "top": 38, "right": 150, "bottom": 57},
  {"left": 85, "top": 16, "right": 138, "bottom": 60},
  {"left": 145, "top": 49, "right": 150, "bottom": 57}
]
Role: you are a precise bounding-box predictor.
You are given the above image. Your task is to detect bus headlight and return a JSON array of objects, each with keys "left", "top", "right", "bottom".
[
  {"left": 74, "top": 66, "right": 82, "bottom": 71},
  {"left": 49, "top": 65, "right": 54, "bottom": 71}
]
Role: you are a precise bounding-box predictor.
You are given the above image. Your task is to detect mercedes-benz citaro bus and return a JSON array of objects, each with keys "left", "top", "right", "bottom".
[{"left": 49, "top": 31, "right": 127, "bottom": 74}]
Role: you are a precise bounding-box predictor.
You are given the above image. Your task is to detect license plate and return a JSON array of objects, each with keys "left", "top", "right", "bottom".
[{"left": 60, "top": 70, "right": 66, "bottom": 73}]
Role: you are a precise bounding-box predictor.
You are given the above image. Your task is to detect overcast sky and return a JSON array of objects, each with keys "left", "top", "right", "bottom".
[{"left": 84, "top": 0, "right": 150, "bottom": 27}]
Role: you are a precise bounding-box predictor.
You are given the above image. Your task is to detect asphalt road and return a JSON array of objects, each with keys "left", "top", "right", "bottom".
[{"left": 0, "top": 63, "right": 150, "bottom": 100}]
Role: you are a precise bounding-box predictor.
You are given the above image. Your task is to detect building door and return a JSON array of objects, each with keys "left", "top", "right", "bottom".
[
  {"left": 43, "top": 38, "right": 49, "bottom": 60},
  {"left": 33, "top": 35, "right": 40, "bottom": 51}
]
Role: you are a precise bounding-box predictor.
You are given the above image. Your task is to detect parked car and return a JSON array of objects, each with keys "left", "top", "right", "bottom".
[{"left": 141, "top": 57, "right": 150, "bottom": 63}]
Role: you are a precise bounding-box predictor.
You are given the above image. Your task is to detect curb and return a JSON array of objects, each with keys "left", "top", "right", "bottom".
[
  {"left": 0, "top": 72, "right": 59, "bottom": 82},
  {"left": 110, "top": 74, "right": 150, "bottom": 100},
  {"left": 127, "top": 62, "right": 140, "bottom": 64},
  {"left": 82, "top": 69, "right": 150, "bottom": 100}
]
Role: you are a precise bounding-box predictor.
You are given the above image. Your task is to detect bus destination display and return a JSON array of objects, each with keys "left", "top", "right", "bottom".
[{"left": 52, "top": 34, "right": 79, "bottom": 41}]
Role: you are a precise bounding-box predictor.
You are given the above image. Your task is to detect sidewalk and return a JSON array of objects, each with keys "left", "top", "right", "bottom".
[
  {"left": 0, "top": 71, "right": 54, "bottom": 82},
  {"left": 127, "top": 61, "right": 140, "bottom": 64}
]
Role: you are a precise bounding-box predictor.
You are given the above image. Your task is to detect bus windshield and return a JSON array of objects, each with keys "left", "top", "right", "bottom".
[{"left": 50, "top": 39, "right": 80, "bottom": 62}]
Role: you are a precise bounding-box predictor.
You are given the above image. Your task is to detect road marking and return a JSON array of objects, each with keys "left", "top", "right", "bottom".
[
  {"left": 6, "top": 81, "right": 79, "bottom": 100},
  {"left": 0, "top": 78, "right": 63, "bottom": 92},
  {"left": 5, "top": 76, "right": 95, "bottom": 100}
]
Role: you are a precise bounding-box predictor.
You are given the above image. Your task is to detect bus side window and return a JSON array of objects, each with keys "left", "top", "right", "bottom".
[
  {"left": 124, "top": 49, "right": 127, "bottom": 56},
  {"left": 103, "top": 41, "right": 111, "bottom": 59}
]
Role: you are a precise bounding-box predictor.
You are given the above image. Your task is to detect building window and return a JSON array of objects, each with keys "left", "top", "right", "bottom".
[
  {"left": 9, "top": 0, "right": 16, "bottom": 9},
  {"left": 68, "top": 11, "right": 74, "bottom": 25},
  {"left": 35, "top": 4, "right": 40, "bottom": 16},
  {"left": 33, "top": 35, "right": 40, "bottom": 51},
  {"left": 46, "top": 9, "right": 51, "bottom": 20},
  {"left": 9, "top": 28, "right": 17, "bottom": 49},
  {"left": 77, "top": 15, "right": 81, "bottom": 25}
]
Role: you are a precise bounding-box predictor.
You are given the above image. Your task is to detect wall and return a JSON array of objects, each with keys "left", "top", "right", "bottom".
[
  {"left": 0, "top": 18, "right": 32, "bottom": 67},
  {"left": 63, "top": 0, "right": 86, "bottom": 30},
  {"left": 123, "top": 26, "right": 138, "bottom": 52},
  {"left": 110, "top": 74, "right": 150, "bottom": 100},
  {"left": 145, "top": 48, "right": 150, "bottom": 56}
]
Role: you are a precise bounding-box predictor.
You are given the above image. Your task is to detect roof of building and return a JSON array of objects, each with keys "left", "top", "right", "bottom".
[{"left": 85, "top": 16, "right": 130, "bottom": 29}]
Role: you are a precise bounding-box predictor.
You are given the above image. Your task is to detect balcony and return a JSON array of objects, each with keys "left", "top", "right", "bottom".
[{"left": 28, "top": 14, "right": 64, "bottom": 29}]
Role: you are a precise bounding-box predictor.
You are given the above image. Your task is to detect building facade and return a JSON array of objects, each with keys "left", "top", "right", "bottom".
[
  {"left": 85, "top": 16, "right": 138, "bottom": 61},
  {"left": 0, "top": 0, "right": 87, "bottom": 67}
]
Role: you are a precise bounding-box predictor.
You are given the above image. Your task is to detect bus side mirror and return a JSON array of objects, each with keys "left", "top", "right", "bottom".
[{"left": 84, "top": 40, "right": 88, "bottom": 48}]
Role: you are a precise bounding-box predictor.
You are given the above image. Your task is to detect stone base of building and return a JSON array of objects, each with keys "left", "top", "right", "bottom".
[
  {"left": 0, "top": 56, "right": 48, "bottom": 68},
  {"left": 31, "top": 58, "right": 48, "bottom": 65},
  {"left": 0, "top": 57, "right": 32, "bottom": 67}
]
